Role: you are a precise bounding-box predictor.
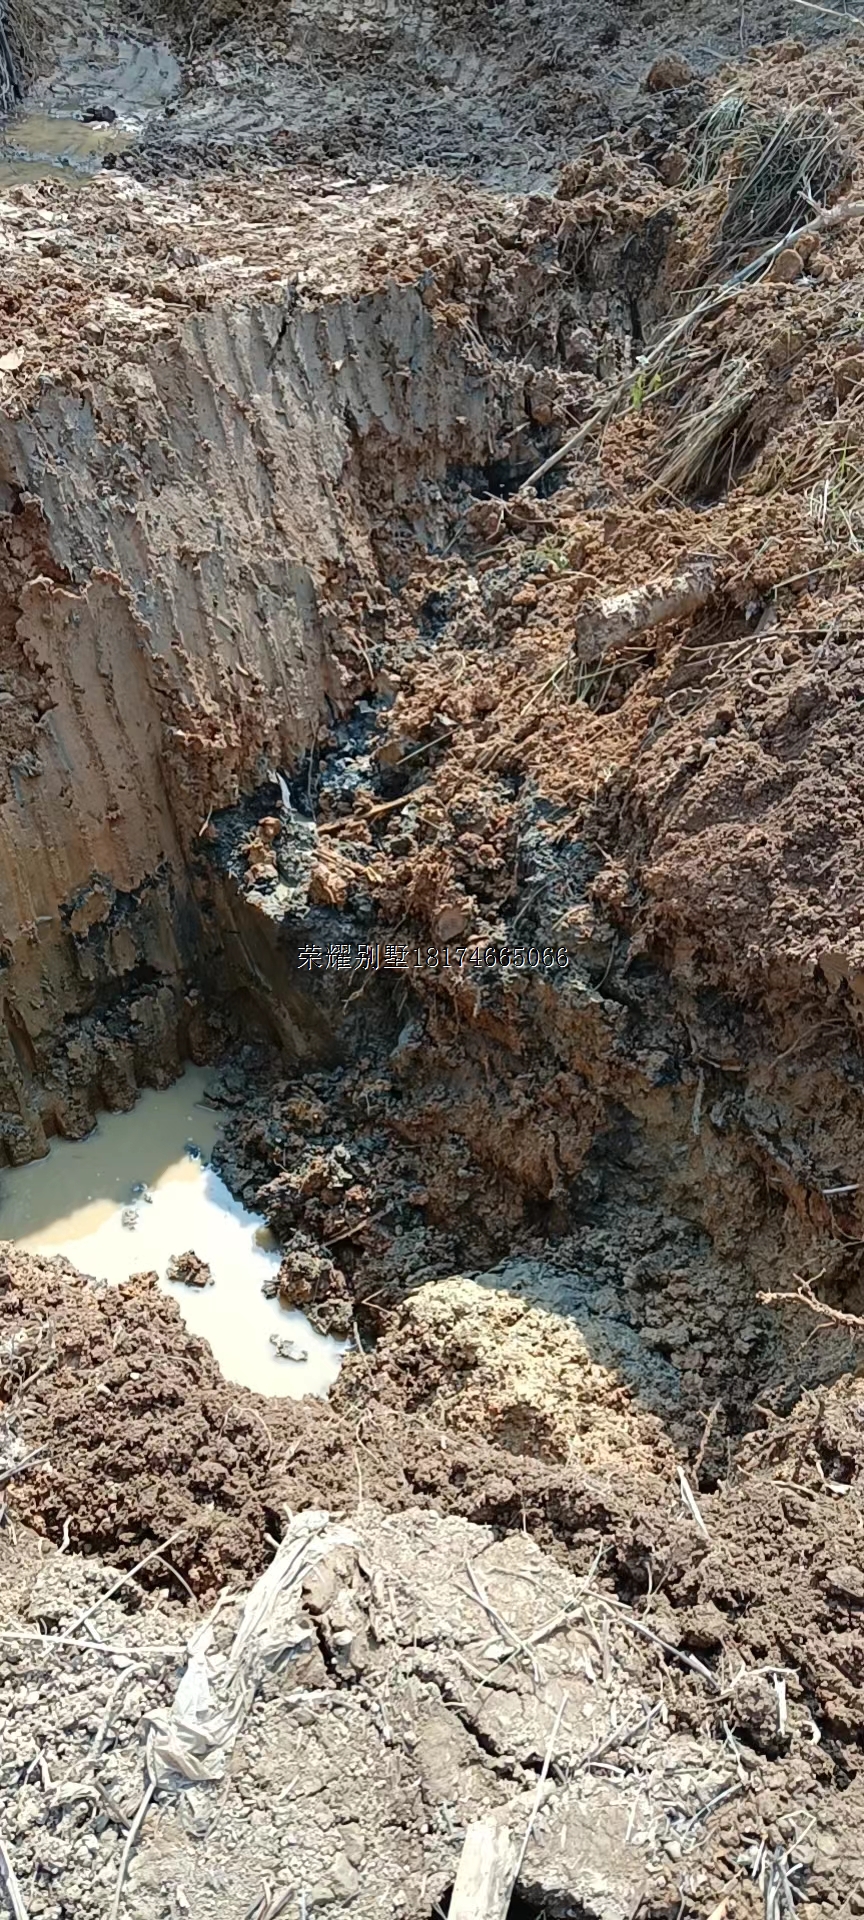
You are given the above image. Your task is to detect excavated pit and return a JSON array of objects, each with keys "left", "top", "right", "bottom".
[
  {"left": 0, "top": 172, "right": 669, "bottom": 1146},
  {"left": 0, "top": 204, "right": 790, "bottom": 1447},
  {"left": 0, "top": 280, "right": 542, "bottom": 1152},
  {"left": 0, "top": 55, "right": 860, "bottom": 1586},
  {"left": 6, "top": 6, "right": 864, "bottom": 1918}
]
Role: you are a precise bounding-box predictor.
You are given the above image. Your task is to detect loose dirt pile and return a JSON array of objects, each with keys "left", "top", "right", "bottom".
[
  {"left": 6, "top": 3, "right": 864, "bottom": 1917},
  {"left": 5, "top": 1244, "right": 864, "bottom": 1918}
]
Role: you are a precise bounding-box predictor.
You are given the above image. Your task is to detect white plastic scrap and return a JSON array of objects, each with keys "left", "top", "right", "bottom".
[
  {"left": 266, "top": 765, "right": 293, "bottom": 813},
  {"left": 149, "top": 1510, "right": 358, "bottom": 1788}
]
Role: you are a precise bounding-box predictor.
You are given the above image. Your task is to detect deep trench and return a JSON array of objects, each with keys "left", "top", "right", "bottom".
[
  {"left": 0, "top": 188, "right": 859, "bottom": 1484},
  {"left": 0, "top": 216, "right": 653, "bottom": 1149},
  {"left": 3, "top": 25, "right": 864, "bottom": 1920}
]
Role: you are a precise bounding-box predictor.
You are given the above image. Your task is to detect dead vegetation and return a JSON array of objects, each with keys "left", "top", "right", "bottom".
[
  {"left": 758, "top": 1273, "right": 864, "bottom": 1333},
  {"left": 645, "top": 356, "right": 758, "bottom": 502},
  {"left": 754, "top": 391, "right": 864, "bottom": 547},
  {"left": 687, "top": 98, "right": 853, "bottom": 263},
  {"left": 574, "top": 557, "right": 718, "bottom": 661}
]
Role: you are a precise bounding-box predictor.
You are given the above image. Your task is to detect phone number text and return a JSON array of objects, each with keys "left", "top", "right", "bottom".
[{"left": 298, "top": 942, "right": 569, "bottom": 972}]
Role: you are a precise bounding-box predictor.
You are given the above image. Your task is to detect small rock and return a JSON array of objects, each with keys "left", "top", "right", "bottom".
[
  {"left": 561, "top": 323, "right": 596, "bottom": 373},
  {"left": 527, "top": 370, "right": 558, "bottom": 426},
  {"left": 151, "top": 280, "right": 186, "bottom": 305},
  {"left": 645, "top": 54, "right": 694, "bottom": 90},
  {"left": 680, "top": 1601, "right": 726, "bottom": 1650},
  {"left": 184, "top": 1140, "right": 202, "bottom": 1160},
  {"left": 120, "top": 1207, "right": 138, "bottom": 1230},
  {"left": 466, "top": 498, "right": 504, "bottom": 542},
  {"left": 434, "top": 904, "right": 470, "bottom": 941},
  {"left": 277, "top": 1234, "right": 345, "bottom": 1310},
  {"left": 308, "top": 844, "right": 353, "bottom": 908},
  {"left": 766, "top": 324, "right": 803, "bottom": 369},
  {"left": 341, "top": 1824, "right": 365, "bottom": 1868},
  {"left": 731, "top": 1673, "right": 782, "bottom": 1750},
  {"left": 658, "top": 147, "right": 687, "bottom": 186},
  {"left": 313, "top": 1297, "right": 353, "bottom": 1339},
  {"left": 311, "top": 1853, "right": 360, "bottom": 1905},
  {"left": 770, "top": 248, "right": 804, "bottom": 284},
  {"left": 825, "top": 1562, "right": 864, "bottom": 1603},
  {"left": 166, "top": 1250, "right": 212, "bottom": 1288}
]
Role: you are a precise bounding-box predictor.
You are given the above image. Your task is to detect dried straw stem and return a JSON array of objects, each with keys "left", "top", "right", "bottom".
[{"left": 520, "top": 196, "right": 864, "bottom": 497}]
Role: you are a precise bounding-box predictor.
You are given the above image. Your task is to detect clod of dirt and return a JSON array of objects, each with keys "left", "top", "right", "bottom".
[
  {"left": 166, "top": 1249, "right": 212, "bottom": 1287},
  {"left": 278, "top": 1233, "right": 347, "bottom": 1313},
  {"left": 360, "top": 1271, "right": 676, "bottom": 1476},
  {"left": 269, "top": 1331, "right": 309, "bottom": 1361},
  {"left": 770, "top": 246, "right": 805, "bottom": 282},
  {"left": 645, "top": 54, "right": 695, "bottom": 91},
  {"left": 834, "top": 350, "right": 864, "bottom": 397}
]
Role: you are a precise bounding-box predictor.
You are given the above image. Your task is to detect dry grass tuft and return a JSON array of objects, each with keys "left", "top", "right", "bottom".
[
  {"left": 720, "top": 104, "right": 849, "bottom": 260},
  {"left": 753, "top": 395, "right": 864, "bottom": 547},
  {"left": 645, "top": 356, "right": 757, "bottom": 504},
  {"left": 687, "top": 93, "right": 750, "bottom": 188},
  {"left": 687, "top": 97, "right": 851, "bottom": 264}
]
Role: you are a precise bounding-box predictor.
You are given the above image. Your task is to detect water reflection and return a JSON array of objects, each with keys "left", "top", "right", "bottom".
[{"left": 0, "top": 1068, "right": 345, "bottom": 1399}]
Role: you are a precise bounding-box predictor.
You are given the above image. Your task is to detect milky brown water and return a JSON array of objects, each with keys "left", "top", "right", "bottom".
[
  {"left": 0, "top": 109, "right": 132, "bottom": 185},
  {"left": 0, "top": 1068, "right": 345, "bottom": 1398},
  {"left": 0, "top": 24, "right": 180, "bottom": 186}
]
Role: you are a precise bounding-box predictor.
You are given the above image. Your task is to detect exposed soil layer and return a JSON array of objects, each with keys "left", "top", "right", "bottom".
[{"left": 4, "top": 3, "right": 864, "bottom": 1918}]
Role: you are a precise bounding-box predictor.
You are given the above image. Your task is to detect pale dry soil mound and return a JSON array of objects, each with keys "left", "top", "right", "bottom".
[{"left": 3, "top": 1438, "right": 864, "bottom": 1920}]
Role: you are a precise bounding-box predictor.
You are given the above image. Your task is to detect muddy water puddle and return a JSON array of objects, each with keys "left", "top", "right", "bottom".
[
  {"left": 0, "top": 109, "right": 133, "bottom": 185},
  {"left": 0, "top": 26, "right": 181, "bottom": 187},
  {"left": 0, "top": 1068, "right": 345, "bottom": 1398}
]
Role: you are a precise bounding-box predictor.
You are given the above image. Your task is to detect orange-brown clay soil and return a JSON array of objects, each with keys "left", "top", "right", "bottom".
[{"left": 5, "top": 6, "right": 864, "bottom": 1918}]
